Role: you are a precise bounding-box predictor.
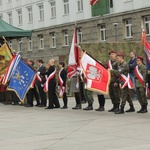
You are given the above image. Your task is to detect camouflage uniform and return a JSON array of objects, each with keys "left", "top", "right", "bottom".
[
  {"left": 114, "top": 60, "right": 134, "bottom": 113},
  {"left": 135, "top": 64, "right": 148, "bottom": 106},
  {"left": 108, "top": 59, "right": 120, "bottom": 112}
]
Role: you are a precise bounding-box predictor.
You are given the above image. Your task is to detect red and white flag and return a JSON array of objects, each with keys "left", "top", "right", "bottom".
[
  {"left": 67, "top": 27, "right": 80, "bottom": 79},
  {"left": 80, "top": 51, "right": 110, "bottom": 95},
  {"left": 90, "top": 0, "right": 99, "bottom": 5}
]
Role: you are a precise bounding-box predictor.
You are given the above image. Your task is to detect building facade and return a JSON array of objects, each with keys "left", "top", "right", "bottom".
[{"left": 0, "top": 0, "right": 150, "bottom": 62}]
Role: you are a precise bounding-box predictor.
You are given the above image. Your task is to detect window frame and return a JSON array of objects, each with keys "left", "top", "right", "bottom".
[
  {"left": 124, "top": 19, "right": 133, "bottom": 38},
  {"left": 63, "top": 30, "right": 69, "bottom": 46},
  {"left": 63, "top": 0, "right": 69, "bottom": 15},
  {"left": 144, "top": 16, "right": 150, "bottom": 36},
  {"left": 38, "top": 34, "right": 44, "bottom": 50},
  {"left": 100, "top": 24, "right": 106, "bottom": 42},
  {"left": 77, "top": 0, "right": 83, "bottom": 12}
]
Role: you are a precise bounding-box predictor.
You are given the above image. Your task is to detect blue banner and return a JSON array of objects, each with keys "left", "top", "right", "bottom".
[{"left": 8, "top": 58, "right": 36, "bottom": 100}]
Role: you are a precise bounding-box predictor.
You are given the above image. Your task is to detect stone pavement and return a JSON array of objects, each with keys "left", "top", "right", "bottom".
[{"left": 0, "top": 97, "right": 150, "bottom": 150}]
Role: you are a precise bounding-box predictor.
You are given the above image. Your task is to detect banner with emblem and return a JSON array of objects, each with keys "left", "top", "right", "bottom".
[
  {"left": 80, "top": 51, "right": 110, "bottom": 95},
  {"left": 7, "top": 58, "right": 36, "bottom": 101},
  {"left": 0, "top": 43, "right": 12, "bottom": 77}
]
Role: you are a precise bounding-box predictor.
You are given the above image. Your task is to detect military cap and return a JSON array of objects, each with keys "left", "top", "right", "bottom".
[
  {"left": 116, "top": 53, "right": 124, "bottom": 58},
  {"left": 137, "top": 56, "right": 144, "bottom": 61},
  {"left": 109, "top": 50, "right": 116, "bottom": 55}
]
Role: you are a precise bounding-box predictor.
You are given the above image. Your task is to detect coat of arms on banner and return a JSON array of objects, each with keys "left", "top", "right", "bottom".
[{"left": 85, "top": 64, "right": 102, "bottom": 82}]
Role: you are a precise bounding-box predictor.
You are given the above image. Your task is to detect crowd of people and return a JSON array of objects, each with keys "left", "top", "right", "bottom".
[{"left": 0, "top": 50, "right": 149, "bottom": 114}]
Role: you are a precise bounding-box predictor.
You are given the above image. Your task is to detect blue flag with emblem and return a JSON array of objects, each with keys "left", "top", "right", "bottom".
[{"left": 7, "top": 58, "right": 36, "bottom": 101}]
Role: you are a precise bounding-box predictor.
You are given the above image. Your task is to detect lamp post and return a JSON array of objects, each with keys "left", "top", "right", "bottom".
[{"left": 113, "top": 23, "right": 118, "bottom": 42}]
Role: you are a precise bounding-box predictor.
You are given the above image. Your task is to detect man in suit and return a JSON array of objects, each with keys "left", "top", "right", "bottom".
[
  {"left": 36, "top": 59, "right": 47, "bottom": 107},
  {"left": 40, "top": 59, "right": 60, "bottom": 109},
  {"left": 58, "top": 62, "right": 68, "bottom": 109}
]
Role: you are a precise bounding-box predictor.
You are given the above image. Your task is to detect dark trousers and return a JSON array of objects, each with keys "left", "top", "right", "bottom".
[
  {"left": 48, "top": 81, "right": 60, "bottom": 108},
  {"left": 97, "top": 94, "right": 105, "bottom": 107},
  {"left": 63, "top": 92, "right": 68, "bottom": 107},
  {"left": 26, "top": 86, "right": 40, "bottom": 106},
  {"left": 74, "top": 92, "right": 81, "bottom": 105},
  {"left": 12, "top": 91, "right": 20, "bottom": 104},
  {"left": 38, "top": 85, "right": 47, "bottom": 106}
]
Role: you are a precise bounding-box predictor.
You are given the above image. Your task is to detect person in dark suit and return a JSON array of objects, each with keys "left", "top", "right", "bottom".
[
  {"left": 26, "top": 59, "right": 40, "bottom": 107},
  {"left": 128, "top": 51, "right": 137, "bottom": 100},
  {"left": 40, "top": 59, "right": 60, "bottom": 109},
  {"left": 58, "top": 62, "right": 68, "bottom": 109},
  {"left": 36, "top": 59, "right": 47, "bottom": 107}
]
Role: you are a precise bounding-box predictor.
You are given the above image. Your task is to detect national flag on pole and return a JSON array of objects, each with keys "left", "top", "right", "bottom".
[
  {"left": 2, "top": 53, "right": 21, "bottom": 84},
  {"left": 90, "top": 0, "right": 99, "bottom": 5},
  {"left": 67, "top": 27, "right": 80, "bottom": 79},
  {"left": 0, "top": 43, "right": 12, "bottom": 76},
  {"left": 142, "top": 29, "right": 150, "bottom": 70},
  {"left": 80, "top": 51, "right": 110, "bottom": 94},
  {"left": 7, "top": 58, "right": 36, "bottom": 101}
]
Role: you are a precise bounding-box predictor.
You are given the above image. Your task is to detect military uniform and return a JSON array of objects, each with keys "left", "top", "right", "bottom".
[
  {"left": 135, "top": 63, "right": 148, "bottom": 113},
  {"left": 113, "top": 60, "right": 135, "bottom": 114},
  {"left": 108, "top": 59, "right": 120, "bottom": 112}
]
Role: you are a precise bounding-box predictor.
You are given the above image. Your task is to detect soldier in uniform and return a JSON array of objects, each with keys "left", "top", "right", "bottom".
[
  {"left": 107, "top": 50, "right": 120, "bottom": 113},
  {"left": 135, "top": 56, "right": 148, "bottom": 113},
  {"left": 112, "top": 53, "right": 135, "bottom": 114}
]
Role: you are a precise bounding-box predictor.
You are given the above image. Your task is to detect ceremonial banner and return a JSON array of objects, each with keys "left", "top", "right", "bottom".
[
  {"left": 7, "top": 58, "right": 36, "bottom": 101},
  {"left": 68, "top": 27, "right": 80, "bottom": 79},
  {"left": 0, "top": 43, "right": 12, "bottom": 76},
  {"left": 80, "top": 51, "right": 110, "bottom": 94}
]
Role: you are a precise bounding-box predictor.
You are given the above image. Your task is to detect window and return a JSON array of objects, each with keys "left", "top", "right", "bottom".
[
  {"left": 63, "top": 30, "right": 69, "bottom": 46},
  {"left": 50, "top": 32, "right": 56, "bottom": 48},
  {"left": 9, "top": 40, "right": 12, "bottom": 48},
  {"left": 8, "top": 12, "right": 13, "bottom": 25},
  {"left": 77, "top": 28, "right": 82, "bottom": 43},
  {"left": 110, "top": 0, "right": 113, "bottom": 8},
  {"left": 50, "top": 1, "right": 56, "bottom": 18},
  {"left": 38, "top": 4, "right": 44, "bottom": 20},
  {"left": 124, "top": 0, "right": 132, "bottom": 2},
  {"left": 27, "top": 7, "right": 33, "bottom": 23},
  {"left": 18, "top": 38, "right": 22, "bottom": 51},
  {"left": 0, "top": 14, "right": 3, "bottom": 19},
  {"left": 77, "top": 0, "right": 83, "bottom": 12},
  {"left": 63, "top": 0, "right": 69, "bottom": 15},
  {"left": 7, "top": 0, "right": 11, "bottom": 3},
  {"left": 125, "top": 19, "right": 132, "bottom": 38},
  {"left": 38, "top": 35, "right": 44, "bottom": 49},
  {"left": 0, "top": 0, "right": 2, "bottom": 6},
  {"left": 100, "top": 24, "right": 106, "bottom": 41},
  {"left": 144, "top": 16, "right": 150, "bottom": 35},
  {"left": 17, "top": 9, "right": 22, "bottom": 25},
  {"left": 29, "top": 37, "right": 32, "bottom": 51}
]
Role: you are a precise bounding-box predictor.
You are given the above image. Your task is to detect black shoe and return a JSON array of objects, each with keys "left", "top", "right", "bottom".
[
  {"left": 126, "top": 107, "right": 135, "bottom": 112},
  {"left": 61, "top": 106, "right": 68, "bottom": 109},
  {"left": 45, "top": 107, "right": 53, "bottom": 109},
  {"left": 38, "top": 104, "right": 46, "bottom": 107},
  {"left": 35, "top": 104, "right": 40, "bottom": 106},
  {"left": 54, "top": 106, "right": 60, "bottom": 108},
  {"left": 25, "top": 104, "right": 33, "bottom": 107},
  {"left": 108, "top": 105, "right": 115, "bottom": 112},
  {"left": 83, "top": 104, "right": 93, "bottom": 111},
  {"left": 95, "top": 107, "right": 105, "bottom": 111},
  {"left": 72, "top": 105, "right": 81, "bottom": 110}
]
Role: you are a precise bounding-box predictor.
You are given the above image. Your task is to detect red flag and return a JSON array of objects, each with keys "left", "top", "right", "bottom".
[
  {"left": 90, "top": 0, "right": 99, "bottom": 5},
  {"left": 80, "top": 51, "right": 110, "bottom": 95},
  {"left": 67, "top": 27, "right": 80, "bottom": 79}
]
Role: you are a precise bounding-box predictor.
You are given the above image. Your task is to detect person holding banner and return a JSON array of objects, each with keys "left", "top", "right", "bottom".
[
  {"left": 112, "top": 53, "right": 135, "bottom": 114},
  {"left": 135, "top": 56, "right": 148, "bottom": 113},
  {"left": 107, "top": 50, "right": 120, "bottom": 113},
  {"left": 58, "top": 62, "right": 68, "bottom": 109}
]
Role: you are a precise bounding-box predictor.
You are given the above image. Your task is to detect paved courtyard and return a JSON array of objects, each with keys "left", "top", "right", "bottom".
[{"left": 0, "top": 97, "right": 150, "bottom": 150}]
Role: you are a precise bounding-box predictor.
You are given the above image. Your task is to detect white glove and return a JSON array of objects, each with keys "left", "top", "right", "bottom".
[
  {"left": 58, "top": 86, "right": 60, "bottom": 90},
  {"left": 41, "top": 84, "right": 44, "bottom": 87},
  {"left": 77, "top": 67, "right": 81, "bottom": 72},
  {"left": 76, "top": 83, "right": 79, "bottom": 89},
  {"left": 37, "top": 71, "right": 40, "bottom": 75}
]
